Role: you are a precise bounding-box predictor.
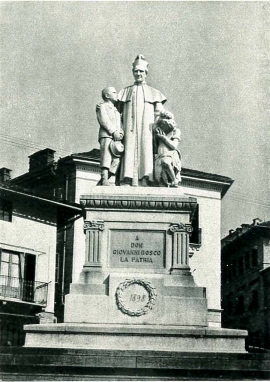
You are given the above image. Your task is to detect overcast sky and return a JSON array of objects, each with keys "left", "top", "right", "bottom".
[{"left": 1, "top": 1, "right": 269, "bottom": 238}]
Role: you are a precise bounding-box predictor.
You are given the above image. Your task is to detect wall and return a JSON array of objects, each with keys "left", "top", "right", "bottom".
[
  {"left": 71, "top": 166, "right": 99, "bottom": 283},
  {"left": 183, "top": 186, "right": 222, "bottom": 314},
  {"left": 0, "top": 198, "right": 57, "bottom": 313}
]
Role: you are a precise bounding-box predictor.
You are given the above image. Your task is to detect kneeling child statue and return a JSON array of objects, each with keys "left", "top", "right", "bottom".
[{"left": 154, "top": 111, "right": 181, "bottom": 187}]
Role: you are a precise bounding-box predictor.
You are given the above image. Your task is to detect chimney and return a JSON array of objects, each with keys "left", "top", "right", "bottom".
[
  {"left": 241, "top": 224, "right": 250, "bottom": 233},
  {"left": 236, "top": 227, "right": 242, "bottom": 235},
  {"left": 0, "top": 168, "right": 12, "bottom": 182},
  {"left": 252, "top": 218, "right": 262, "bottom": 226},
  {"left": 28, "top": 149, "right": 55, "bottom": 172}
]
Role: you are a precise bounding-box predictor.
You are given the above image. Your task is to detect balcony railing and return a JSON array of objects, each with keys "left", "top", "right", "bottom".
[{"left": 0, "top": 275, "right": 48, "bottom": 305}]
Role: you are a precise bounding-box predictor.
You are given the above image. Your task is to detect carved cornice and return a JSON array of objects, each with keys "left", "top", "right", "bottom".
[
  {"left": 80, "top": 195, "right": 197, "bottom": 213},
  {"left": 169, "top": 223, "right": 193, "bottom": 233},
  {"left": 83, "top": 220, "right": 105, "bottom": 231},
  {"left": 76, "top": 165, "right": 100, "bottom": 173},
  {"left": 181, "top": 178, "right": 225, "bottom": 195}
]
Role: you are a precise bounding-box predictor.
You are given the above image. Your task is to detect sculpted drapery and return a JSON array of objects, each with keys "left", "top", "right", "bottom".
[
  {"left": 118, "top": 84, "right": 166, "bottom": 184},
  {"left": 117, "top": 55, "right": 167, "bottom": 186}
]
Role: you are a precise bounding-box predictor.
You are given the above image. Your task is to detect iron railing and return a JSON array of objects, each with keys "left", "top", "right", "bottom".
[{"left": 0, "top": 275, "right": 48, "bottom": 305}]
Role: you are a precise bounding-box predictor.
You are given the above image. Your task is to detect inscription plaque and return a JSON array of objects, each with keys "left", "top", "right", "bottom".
[{"left": 110, "top": 230, "right": 165, "bottom": 268}]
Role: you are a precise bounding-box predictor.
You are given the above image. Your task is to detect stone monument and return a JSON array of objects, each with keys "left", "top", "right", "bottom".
[
  {"left": 24, "top": 55, "right": 247, "bottom": 352},
  {"left": 96, "top": 86, "right": 124, "bottom": 186}
]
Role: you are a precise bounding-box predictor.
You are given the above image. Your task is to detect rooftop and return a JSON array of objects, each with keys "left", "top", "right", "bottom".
[
  {"left": 221, "top": 219, "right": 270, "bottom": 252},
  {"left": 71, "top": 149, "right": 234, "bottom": 184},
  {"left": 10, "top": 148, "right": 234, "bottom": 197},
  {"left": 0, "top": 182, "right": 82, "bottom": 226}
]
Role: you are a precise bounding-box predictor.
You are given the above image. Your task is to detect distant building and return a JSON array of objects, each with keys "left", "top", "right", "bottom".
[
  {"left": 221, "top": 221, "right": 270, "bottom": 350},
  {"left": 10, "top": 149, "right": 101, "bottom": 321},
  {"left": 0, "top": 169, "right": 82, "bottom": 345},
  {"left": 11, "top": 148, "right": 233, "bottom": 326}
]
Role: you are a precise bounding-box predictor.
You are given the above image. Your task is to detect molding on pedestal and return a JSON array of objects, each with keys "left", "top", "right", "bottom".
[
  {"left": 83, "top": 220, "right": 105, "bottom": 232},
  {"left": 81, "top": 195, "right": 197, "bottom": 214},
  {"left": 169, "top": 223, "right": 193, "bottom": 233}
]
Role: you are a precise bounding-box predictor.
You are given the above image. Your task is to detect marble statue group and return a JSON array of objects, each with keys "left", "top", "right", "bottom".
[{"left": 96, "top": 54, "right": 181, "bottom": 187}]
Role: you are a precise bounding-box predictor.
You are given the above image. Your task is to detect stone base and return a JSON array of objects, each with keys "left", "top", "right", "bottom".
[
  {"left": 3, "top": 346, "right": 270, "bottom": 381},
  {"left": 24, "top": 323, "right": 247, "bottom": 353},
  {"left": 208, "top": 308, "right": 222, "bottom": 328},
  {"left": 65, "top": 273, "right": 208, "bottom": 327},
  {"left": 35, "top": 311, "right": 57, "bottom": 324}
]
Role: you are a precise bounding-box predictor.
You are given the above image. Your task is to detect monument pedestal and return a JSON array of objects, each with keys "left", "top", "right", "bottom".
[
  {"left": 66, "top": 187, "right": 207, "bottom": 327},
  {"left": 65, "top": 274, "right": 207, "bottom": 326},
  {"left": 24, "top": 187, "right": 247, "bottom": 352}
]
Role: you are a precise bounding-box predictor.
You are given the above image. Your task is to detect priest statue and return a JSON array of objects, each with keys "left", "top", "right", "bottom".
[{"left": 118, "top": 54, "right": 167, "bottom": 186}]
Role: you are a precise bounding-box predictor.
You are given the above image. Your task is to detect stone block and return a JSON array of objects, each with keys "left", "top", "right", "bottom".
[{"left": 23, "top": 323, "right": 247, "bottom": 353}]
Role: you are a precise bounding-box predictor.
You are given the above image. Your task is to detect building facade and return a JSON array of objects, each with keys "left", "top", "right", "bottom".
[
  {"left": 221, "top": 221, "right": 270, "bottom": 350},
  {"left": 0, "top": 173, "right": 81, "bottom": 345},
  {"left": 10, "top": 148, "right": 233, "bottom": 327}
]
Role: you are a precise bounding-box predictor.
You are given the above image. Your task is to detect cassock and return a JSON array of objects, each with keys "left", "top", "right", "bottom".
[{"left": 118, "top": 83, "right": 166, "bottom": 185}]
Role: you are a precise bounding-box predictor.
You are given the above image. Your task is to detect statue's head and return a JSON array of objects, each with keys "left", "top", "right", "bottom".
[
  {"left": 101, "top": 87, "right": 118, "bottom": 104},
  {"left": 132, "top": 54, "right": 148, "bottom": 84},
  {"left": 157, "top": 119, "right": 177, "bottom": 135},
  {"left": 156, "top": 111, "right": 177, "bottom": 135}
]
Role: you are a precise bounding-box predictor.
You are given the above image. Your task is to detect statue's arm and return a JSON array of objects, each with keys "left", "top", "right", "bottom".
[
  {"left": 157, "top": 130, "right": 180, "bottom": 151},
  {"left": 154, "top": 102, "right": 165, "bottom": 120},
  {"left": 159, "top": 136, "right": 178, "bottom": 150},
  {"left": 116, "top": 100, "right": 123, "bottom": 114},
  {"left": 173, "top": 128, "right": 181, "bottom": 142}
]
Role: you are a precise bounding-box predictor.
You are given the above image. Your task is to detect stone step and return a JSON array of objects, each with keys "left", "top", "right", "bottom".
[
  {"left": 1, "top": 347, "right": 269, "bottom": 381},
  {"left": 23, "top": 323, "right": 247, "bottom": 353}
]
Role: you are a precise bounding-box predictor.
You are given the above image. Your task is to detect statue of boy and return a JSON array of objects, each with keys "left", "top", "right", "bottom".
[
  {"left": 96, "top": 87, "right": 124, "bottom": 186},
  {"left": 154, "top": 111, "right": 182, "bottom": 187}
]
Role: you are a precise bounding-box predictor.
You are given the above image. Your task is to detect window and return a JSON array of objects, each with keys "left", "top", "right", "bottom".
[
  {"left": 0, "top": 251, "right": 21, "bottom": 299},
  {"left": 238, "top": 257, "right": 244, "bottom": 274},
  {"left": 227, "top": 300, "right": 232, "bottom": 315},
  {"left": 223, "top": 264, "right": 229, "bottom": 283},
  {"left": 249, "top": 290, "right": 259, "bottom": 313},
  {"left": 0, "top": 199, "right": 12, "bottom": 222},
  {"left": 190, "top": 205, "right": 201, "bottom": 245},
  {"left": 245, "top": 252, "right": 250, "bottom": 270},
  {"left": 236, "top": 295, "right": 245, "bottom": 315},
  {"left": 226, "top": 293, "right": 234, "bottom": 315},
  {"left": 55, "top": 253, "right": 60, "bottom": 284},
  {"left": 232, "top": 259, "right": 237, "bottom": 277},
  {"left": 0, "top": 251, "right": 20, "bottom": 279},
  {"left": 0, "top": 250, "right": 37, "bottom": 302},
  {"left": 23, "top": 254, "right": 36, "bottom": 302},
  {"left": 252, "top": 248, "right": 258, "bottom": 267},
  {"left": 227, "top": 263, "right": 233, "bottom": 282}
]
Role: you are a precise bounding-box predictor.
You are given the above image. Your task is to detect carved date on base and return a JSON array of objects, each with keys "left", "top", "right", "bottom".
[{"left": 115, "top": 279, "right": 157, "bottom": 316}]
